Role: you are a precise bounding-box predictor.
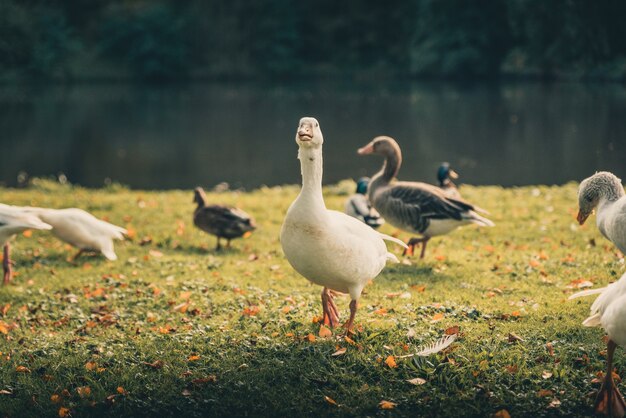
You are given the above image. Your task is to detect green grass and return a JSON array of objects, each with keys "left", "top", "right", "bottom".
[{"left": 0, "top": 179, "right": 624, "bottom": 417}]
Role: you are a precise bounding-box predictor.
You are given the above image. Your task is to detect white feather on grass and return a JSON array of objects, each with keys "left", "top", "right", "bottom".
[
  {"left": 396, "top": 334, "right": 458, "bottom": 359},
  {"left": 415, "top": 334, "right": 457, "bottom": 357}
]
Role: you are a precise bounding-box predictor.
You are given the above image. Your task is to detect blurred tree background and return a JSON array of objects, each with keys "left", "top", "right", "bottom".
[{"left": 0, "top": 0, "right": 625, "bottom": 81}]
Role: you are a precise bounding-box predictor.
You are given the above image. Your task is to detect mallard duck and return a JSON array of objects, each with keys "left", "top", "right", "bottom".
[
  {"left": 22, "top": 207, "right": 127, "bottom": 260},
  {"left": 281, "top": 118, "right": 406, "bottom": 333},
  {"left": 357, "top": 136, "right": 494, "bottom": 259},
  {"left": 570, "top": 272, "right": 626, "bottom": 416},
  {"left": 577, "top": 172, "right": 626, "bottom": 254},
  {"left": 437, "top": 162, "right": 461, "bottom": 199},
  {"left": 344, "top": 177, "right": 385, "bottom": 229},
  {"left": 0, "top": 204, "right": 52, "bottom": 284},
  {"left": 193, "top": 187, "right": 256, "bottom": 250}
]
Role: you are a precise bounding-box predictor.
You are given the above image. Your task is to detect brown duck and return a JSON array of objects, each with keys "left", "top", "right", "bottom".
[{"left": 193, "top": 187, "right": 256, "bottom": 250}]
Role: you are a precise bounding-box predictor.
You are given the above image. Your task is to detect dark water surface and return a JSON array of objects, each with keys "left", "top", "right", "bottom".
[{"left": 0, "top": 81, "right": 624, "bottom": 190}]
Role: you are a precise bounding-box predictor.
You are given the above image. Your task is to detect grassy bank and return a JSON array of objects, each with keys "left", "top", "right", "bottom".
[{"left": 0, "top": 180, "right": 623, "bottom": 417}]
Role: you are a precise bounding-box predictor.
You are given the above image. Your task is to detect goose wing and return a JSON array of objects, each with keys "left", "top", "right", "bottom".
[{"left": 376, "top": 181, "right": 476, "bottom": 232}]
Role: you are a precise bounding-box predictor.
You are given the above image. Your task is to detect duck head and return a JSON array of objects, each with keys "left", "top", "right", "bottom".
[
  {"left": 437, "top": 162, "right": 458, "bottom": 185},
  {"left": 193, "top": 187, "right": 207, "bottom": 206},
  {"left": 296, "top": 117, "right": 323, "bottom": 148},
  {"left": 356, "top": 177, "right": 370, "bottom": 194}
]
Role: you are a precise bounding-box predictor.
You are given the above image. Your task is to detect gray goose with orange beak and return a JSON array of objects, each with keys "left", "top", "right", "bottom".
[
  {"left": 577, "top": 171, "right": 626, "bottom": 255},
  {"left": 357, "top": 136, "right": 494, "bottom": 259}
]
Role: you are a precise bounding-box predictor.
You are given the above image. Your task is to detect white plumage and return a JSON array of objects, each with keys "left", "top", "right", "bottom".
[{"left": 280, "top": 117, "right": 405, "bottom": 332}]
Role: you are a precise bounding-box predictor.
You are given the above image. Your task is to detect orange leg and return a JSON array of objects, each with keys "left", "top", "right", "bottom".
[
  {"left": 321, "top": 288, "right": 340, "bottom": 328},
  {"left": 342, "top": 300, "right": 358, "bottom": 334},
  {"left": 403, "top": 237, "right": 430, "bottom": 259},
  {"left": 595, "top": 339, "right": 626, "bottom": 417}
]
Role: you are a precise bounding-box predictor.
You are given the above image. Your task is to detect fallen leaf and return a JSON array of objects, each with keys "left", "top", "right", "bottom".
[
  {"left": 117, "top": 386, "right": 127, "bottom": 395},
  {"left": 406, "top": 377, "right": 427, "bottom": 385},
  {"left": 188, "top": 355, "right": 200, "bottom": 361},
  {"left": 50, "top": 394, "right": 61, "bottom": 403},
  {"left": 192, "top": 376, "right": 217, "bottom": 384},
  {"left": 385, "top": 356, "right": 397, "bottom": 368},
  {"left": 22, "top": 230, "right": 32, "bottom": 238},
  {"left": 373, "top": 307, "right": 388, "bottom": 315},
  {"left": 324, "top": 395, "right": 338, "bottom": 406},
  {"left": 542, "top": 370, "right": 553, "bottom": 379},
  {"left": 379, "top": 400, "right": 397, "bottom": 410},
  {"left": 144, "top": 360, "right": 164, "bottom": 369},
  {"left": 493, "top": 410, "right": 511, "bottom": 418},
  {"left": 319, "top": 325, "right": 332, "bottom": 338},
  {"left": 445, "top": 326, "right": 460, "bottom": 335},
  {"left": 332, "top": 348, "right": 347, "bottom": 357},
  {"left": 431, "top": 312, "right": 444, "bottom": 322},
  {"left": 76, "top": 386, "right": 91, "bottom": 398},
  {"left": 242, "top": 306, "right": 261, "bottom": 316},
  {"left": 58, "top": 407, "right": 71, "bottom": 417},
  {"left": 537, "top": 389, "right": 553, "bottom": 397},
  {"left": 508, "top": 333, "right": 524, "bottom": 343},
  {"left": 307, "top": 333, "right": 316, "bottom": 342},
  {"left": 15, "top": 366, "right": 30, "bottom": 373}
]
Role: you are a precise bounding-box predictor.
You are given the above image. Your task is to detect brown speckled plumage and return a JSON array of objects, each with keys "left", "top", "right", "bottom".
[{"left": 193, "top": 187, "right": 256, "bottom": 249}]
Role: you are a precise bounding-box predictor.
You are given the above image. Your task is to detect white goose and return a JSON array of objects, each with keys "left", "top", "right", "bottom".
[
  {"left": 280, "top": 117, "right": 406, "bottom": 332},
  {"left": 577, "top": 171, "right": 626, "bottom": 254},
  {"left": 0, "top": 205, "right": 52, "bottom": 284},
  {"left": 22, "top": 207, "right": 127, "bottom": 261},
  {"left": 570, "top": 272, "right": 626, "bottom": 416}
]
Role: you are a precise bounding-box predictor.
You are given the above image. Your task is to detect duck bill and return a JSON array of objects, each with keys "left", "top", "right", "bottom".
[
  {"left": 576, "top": 210, "right": 590, "bottom": 225},
  {"left": 357, "top": 144, "right": 374, "bottom": 155},
  {"left": 449, "top": 169, "right": 459, "bottom": 179}
]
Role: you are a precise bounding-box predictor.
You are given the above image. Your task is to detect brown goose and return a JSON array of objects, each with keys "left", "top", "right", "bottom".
[
  {"left": 193, "top": 187, "right": 256, "bottom": 250},
  {"left": 357, "top": 136, "right": 494, "bottom": 258}
]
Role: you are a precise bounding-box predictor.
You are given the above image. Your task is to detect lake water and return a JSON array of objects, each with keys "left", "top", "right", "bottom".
[{"left": 0, "top": 81, "right": 624, "bottom": 190}]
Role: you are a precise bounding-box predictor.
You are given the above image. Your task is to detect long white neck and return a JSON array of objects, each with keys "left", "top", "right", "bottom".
[{"left": 297, "top": 145, "right": 325, "bottom": 209}]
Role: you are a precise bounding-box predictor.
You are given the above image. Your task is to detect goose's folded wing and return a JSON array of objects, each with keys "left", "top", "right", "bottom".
[{"left": 380, "top": 182, "right": 473, "bottom": 228}]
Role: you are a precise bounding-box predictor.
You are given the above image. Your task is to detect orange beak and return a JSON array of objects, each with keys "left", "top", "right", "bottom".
[
  {"left": 357, "top": 144, "right": 374, "bottom": 155},
  {"left": 576, "top": 210, "right": 590, "bottom": 225}
]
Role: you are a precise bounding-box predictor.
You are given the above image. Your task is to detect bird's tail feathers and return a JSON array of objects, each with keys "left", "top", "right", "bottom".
[
  {"left": 568, "top": 287, "right": 607, "bottom": 300},
  {"left": 582, "top": 313, "right": 602, "bottom": 327},
  {"left": 468, "top": 211, "right": 495, "bottom": 227},
  {"left": 379, "top": 233, "right": 409, "bottom": 249}
]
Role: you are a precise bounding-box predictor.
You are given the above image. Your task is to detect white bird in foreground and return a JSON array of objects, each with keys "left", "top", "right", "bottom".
[
  {"left": 577, "top": 171, "right": 626, "bottom": 254},
  {"left": 21, "top": 207, "right": 127, "bottom": 261},
  {"left": 570, "top": 272, "right": 626, "bottom": 417},
  {"left": 0, "top": 205, "right": 52, "bottom": 284},
  {"left": 280, "top": 117, "right": 407, "bottom": 333}
]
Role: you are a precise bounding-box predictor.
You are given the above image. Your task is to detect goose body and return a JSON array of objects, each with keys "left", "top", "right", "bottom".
[
  {"left": 0, "top": 204, "right": 52, "bottom": 284},
  {"left": 570, "top": 272, "right": 626, "bottom": 416},
  {"left": 358, "top": 136, "right": 493, "bottom": 258},
  {"left": 23, "top": 208, "right": 127, "bottom": 260},
  {"left": 281, "top": 118, "right": 405, "bottom": 331},
  {"left": 577, "top": 172, "right": 626, "bottom": 254},
  {"left": 193, "top": 187, "right": 256, "bottom": 250}
]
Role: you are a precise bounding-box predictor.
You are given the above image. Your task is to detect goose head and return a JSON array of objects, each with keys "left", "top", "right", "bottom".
[
  {"left": 357, "top": 136, "right": 401, "bottom": 159},
  {"left": 437, "top": 162, "right": 458, "bottom": 185},
  {"left": 577, "top": 171, "right": 623, "bottom": 225},
  {"left": 296, "top": 117, "right": 323, "bottom": 148}
]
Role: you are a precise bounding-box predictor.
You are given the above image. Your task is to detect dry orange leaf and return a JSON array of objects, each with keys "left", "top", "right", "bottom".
[
  {"left": 179, "top": 291, "right": 192, "bottom": 300},
  {"left": 431, "top": 313, "right": 444, "bottom": 322},
  {"left": 22, "top": 230, "right": 32, "bottom": 238},
  {"left": 58, "top": 407, "right": 71, "bottom": 417},
  {"left": 537, "top": 389, "right": 553, "bottom": 397},
  {"left": 379, "top": 400, "right": 397, "bottom": 410},
  {"left": 0, "top": 322, "right": 9, "bottom": 335},
  {"left": 15, "top": 366, "right": 30, "bottom": 373},
  {"left": 85, "top": 361, "right": 97, "bottom": 371},
  {"left": 319, "top": 325, "right": 332, "bottom": 338},
  {"left": 188, "top": 355, "right": 201, "bottom": 361},
  {"left": 373, "top": 307, "right": 388, "bottom": 315},
  {"left": 445, "top": 326, "right": 460, "bottom": 335},
  {"left": 117, "top": 387, "right": 127, "bottom": 395},
  {"left": 173, "top": 302, "right": 189, "bottom": 313},
  {"left": 493, "top": 410, "right": 511, "bottom": 418},
  {"left": 242, "top": 306, "right": 261, "bottom": 316},
  {"left": 331, "top": 347, "right": 347, "bottom": 357},
  {"left": 144, "top": 360, "right": 164, "bottom": 369},
  {"left": 76, "top": 386, "right": 91, "bottom": 397},
  {"left": 1, "top": 303, "right": 10, "bottom": 317},
  {"left": 307, "top": 333, "right": 316, "bottom": 342},
  {"left": 50, "top": 394, "right": 61, "bottom": 403},
  {"left": 385, "top": 356, "right": 397, "bottom": 368},
  {"left": 324, "top": 395, "right": 338, "bottom": 406}
]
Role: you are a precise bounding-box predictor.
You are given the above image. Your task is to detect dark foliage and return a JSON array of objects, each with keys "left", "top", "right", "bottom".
[{"left": 0, "top": 0, "right": 624, "bottom": 80}]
